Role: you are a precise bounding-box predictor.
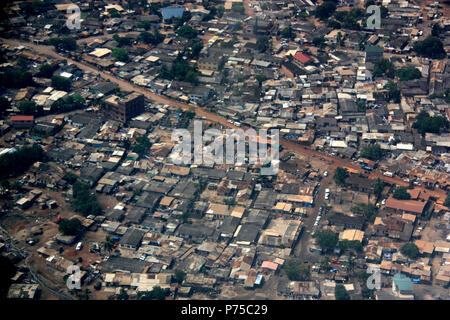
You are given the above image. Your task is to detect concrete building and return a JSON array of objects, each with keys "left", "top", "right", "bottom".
[{"left": 104, "top": 92, "right": 144, "bottom": 122}]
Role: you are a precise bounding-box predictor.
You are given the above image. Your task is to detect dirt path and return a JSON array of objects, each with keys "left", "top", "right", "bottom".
[{"left": 0, "top": 38, "right": 416, "bottom": 188}]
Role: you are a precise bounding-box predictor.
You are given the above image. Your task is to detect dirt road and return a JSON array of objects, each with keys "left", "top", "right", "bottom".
[{"left": 0, "top": 38, "right": 411, "bottom": 187}]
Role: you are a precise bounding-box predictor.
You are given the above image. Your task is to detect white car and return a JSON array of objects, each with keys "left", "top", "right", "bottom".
[
  {"left": 325, "top": 194, "right": 329, "bottom": 200},
  {"left": 323, "top": 171, "right": 328, "bottom": 177},
  {"left": 76, "top": 242, "right": 82, "bottom": 251}
]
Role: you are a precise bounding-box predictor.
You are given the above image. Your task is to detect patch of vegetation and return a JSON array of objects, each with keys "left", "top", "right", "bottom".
[
  {"left": 314, "top": 229, "right": 339, "bottom": 251},
  {"left": 413, "top": 36, "right": 446, "bottom": 59},
  {"left": 360, "top": 144, "right": 383, "bottom": 160},
  {"left": 333, "top": 167, "right": 349, "bottom": 186},
  {"left": 400, "top": 243, "right": 420, "bottom": 259},
  {"left": 335, "top": 284, "right": 350, "bottom": 300},
  {"left": 51, "top": 75, "right": 71, "bottom": 91},
  {"left": 58, "top": 218, "right": 83, "bottom": 236},
  {"left": 133, "top": 136, "right": 152, "bottom": 156},
  {"left": 72, "top": 182, "right": 102, "bottom": 216},
  {"left": 373, "top": 58, "right": 395, "bottom": 78},
  {"left": 384, "top": 81, "right": 401, "bottom": 103},
  {"left": 315, "top": 1, "right": 337, "bottom": 20},
  {"left": 351, "top": 202, "right": 378, "bottom": 222},
  {"left": 176, "top": 25, "right": 197, "bottom": 39},
  {"left": 393, "top": 186, "right": 411, "bottom": 200},
  {"left": 111, "top": 48, "right": 130, "bottom": 62},
  {"left": 284, "top": 257, "right": 310, "bottom": 281},
  {"left": 48, "top": 37, "right": 77, "bottom": 51},
  {"left": 412, "top": 110, "right": 449, "bottom": 135},
  {"left": 397, "top": 67, "right": 421, "bottom": 81},
  {"left": 0, "top": 144, "right": 44, "bottom": 180},
  {"left": 139, "top": 30, "right": 165, "bottom": 45}
]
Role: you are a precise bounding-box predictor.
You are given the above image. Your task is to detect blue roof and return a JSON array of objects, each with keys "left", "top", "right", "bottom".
[
  {"left": 162, "top": 7, "right": 185, "bottom": 20},
  {"left": 393, "top": 273, "right": 413, "bottom": 291}
]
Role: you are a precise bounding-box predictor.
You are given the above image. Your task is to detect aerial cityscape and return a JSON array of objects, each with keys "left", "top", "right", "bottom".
[{"left": 0, "top": 0, "right": 449, "bottom": 302}]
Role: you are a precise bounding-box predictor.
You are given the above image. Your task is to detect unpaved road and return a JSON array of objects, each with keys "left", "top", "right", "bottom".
[{"left": 1, "top": 37, "right": 411, "bottom": 187}]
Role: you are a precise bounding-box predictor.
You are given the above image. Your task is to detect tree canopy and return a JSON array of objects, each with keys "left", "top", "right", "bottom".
[
  {"left": 58, "top": 218, "right": 83, "bottom": 236},
  {"left": 400, "top": 243, "right": 420, "bottom": 259},
  {"left": 314, "top": 229, "right": 339, "bottom": 251},
  {"left": 361, "top": 144, "right": 383, "bottom": 160},
  {"left": 373, "top": 58, "right": 396, "bottom": 78},
  {"left": 51, "top": 75, "right": 71, "bottom": 91},
  {"left": 0, "top": 144, "right": 44, "bottom": 180},
  {"left": 284, "top": 257, "right": 310, "bottom": 281},
  {"left": 412, "top": 110, "right": 449, "bottom": 135},
  {"left": 176, "top": 25, "right": 198, "bottom": 39},
  {"left": 397, "top": 67, "right": 421, "bottom": 81},
  {"left": 333, "top": 167, "right": 349, "bottom": 185},
  {"left": 111, "top": 48, "right": 130, "bottom": 62},
  {"left": 413, "top": 36, "right": 446, "bottom": 59},
  {"left": 315, "top": 1, "right": 337, "bottom": 20},
  {"left": 335, "top": 284, "right": 350, "bottom": 300},
  {"left": 72, "top": 182, "right": 102, "bottom": 216},
  {"left": 393, "top": 186, "right": 411, "bottom": 200}
]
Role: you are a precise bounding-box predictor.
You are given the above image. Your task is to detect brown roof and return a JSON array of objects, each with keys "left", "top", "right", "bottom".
[{"left": 385, "top": 197, "right": 427, "bottom": 214}]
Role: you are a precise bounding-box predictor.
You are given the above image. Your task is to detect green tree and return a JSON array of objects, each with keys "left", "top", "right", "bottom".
[
  {"left": 0, "top": 96, "right": 9, "bottom": 117},
  {"left": 133, "top": 136, "right": 152, "bottom": 156},
  {"left": 48, "top": 37, "right": 77, "bottom": 51},
  {"left": 177, "top": 25, "right": 198, "bottom": 39},
  {"left": 315, "top": 1, "right": 337, "bottom": 20},
  {"left": 139, "top": 29, "right": 165, "bottom": 45},
  {"left": 431, "top": 23, "right": 443, "bottom": 37},
  {"left": 284, "top": 257, "right": 310, "bottom": 281},
  {"left": 312, "top": 36, "right": 326, "bottom": 49},
  {"left": 400, "top": 243, "right": 420, "bottom": 259},
  {"left": 393, "top": 186, "right": 411, "bottom": 200},
  {"left": 384, "top": 81, "right": 401, "bottom": 103},
  {"left": 72, "top": 182, "right": 102, "bottom": 216},
  {"left": 397, "top": 67, "right": 421, "bottom": 81},
  {"left": 372, "top": 178, "right": 384, "bottom": 198},
  {"left": 38, "top": 64, "right": 55, "bottom": 78},
  {"left": 104, "top": 236, "right": 115, "bottom": 253},
  {"left": 413, "top": 36, "right": 446, "bottom": 59},
  {"left": 333, "top": 167, "right": 349, "bottom": 185},
  {"left": 108, "top": 8, "right": 121, "bottom": 18},
  {"left": 361, "top": 144, "right": 383, "bottom": 160},
  {"left": 113, "top": 34, "right": 132, "bottom": 47},
  {"left": 0, "top": 144, "right": 44, "bottom": 180},
  {"left": 335, "top": 284, "right": 350, "bottom": 300},
  {"left": 112, "top": 48, "right": 129, "bottom": 62},
  {"left": 51, "top": 75, "right": 71, "bottom": 91},
  {"left": 137, "top": 286, "right": 166, "bottom": 300},
  {"left": 373, "top": 58, "right": 395, "bottom": 78},
  {"left": 116, "top": 288, "right": 129, "bottom": 300},
  {"left": 174, "top": 270, "right": 186, "bottom": 284},
  {"left": 314, "top": 229, "right": 339, "bottom": 251},
  {"left": 256, "top": 36, "right": 269, "bottom": 53},
  {"left": 18, "top": 100, "right": 42, "bottom": 115},
  {"left": 280, "top": 25, "right": 295, "bottom": 40},
  {"left": 444, "top": 193, "right": 450, "bottom": 207},
  {"left": 412, "top": 110, "right": 449, "bottom": 135},
  {"left": 58, "top": 218, "right": 83, "bottom": 236}
]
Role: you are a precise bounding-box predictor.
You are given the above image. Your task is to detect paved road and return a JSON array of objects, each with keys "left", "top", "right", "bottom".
[
  {"left": 294, "top": 174, "right": 332, "bottom": 261},
  {"left": 0, "top": 37, "right": 410, "bottom": 187}
]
